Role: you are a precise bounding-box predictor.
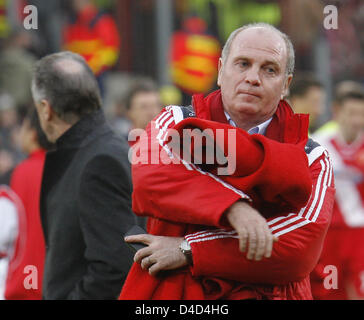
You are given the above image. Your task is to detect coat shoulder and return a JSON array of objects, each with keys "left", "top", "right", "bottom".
[{"left": 82, "top": 130, "right": 130, "bottom": 162}]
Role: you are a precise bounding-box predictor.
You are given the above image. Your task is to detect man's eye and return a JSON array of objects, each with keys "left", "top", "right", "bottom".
[{"left": 265, "top": 67, "right": 276, "bottom": 74}]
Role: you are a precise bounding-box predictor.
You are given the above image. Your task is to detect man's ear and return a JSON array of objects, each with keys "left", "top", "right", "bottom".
[
  {"left": 217, "top": 58, "right": 223, "bottom": 87},
  {"left": 281, "top": 74, "right": 293, "bottom": 99},
  {"left": 39, "top": 99, "right": 53, "bottom": 121}
]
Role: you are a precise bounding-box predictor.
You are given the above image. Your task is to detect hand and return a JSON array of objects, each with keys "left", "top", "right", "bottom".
[
  {"left": 226, "top": 201, "right": 278, "bottom": 261},
  {"left": 124, "top": 234, "right": 188, "bottom": 276}
]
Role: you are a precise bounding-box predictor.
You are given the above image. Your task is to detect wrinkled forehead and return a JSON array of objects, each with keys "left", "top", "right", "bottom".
[{"left": 230, "top": 27, "right": 287, "bottom": 65}]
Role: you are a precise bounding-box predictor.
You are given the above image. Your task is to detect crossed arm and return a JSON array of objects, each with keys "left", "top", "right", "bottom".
[
  {"left": 127, "top": 152, "right": 334, "bottom": 284},
  {"left": 125, "top": 200, "right": 277, "bottom": 276},
  {"left": 128, "top": 109, "right": 332, "bottom": 283}
]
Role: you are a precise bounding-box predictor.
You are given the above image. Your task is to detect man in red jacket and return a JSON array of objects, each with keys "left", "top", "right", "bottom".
[
  {"left": 5, "top": 110, "right": 53, "bottom": 300},
  {"left": 121, "top": 23, "right": 335, "bottom": 300},
  {"left": 311, "top": 89, "right": 364, "bottom": 300}
]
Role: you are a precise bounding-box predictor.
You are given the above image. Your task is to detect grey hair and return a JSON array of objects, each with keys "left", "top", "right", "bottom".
[
  {"left": 31, "top": 51, "right": 102, "bottom": 123},
  {"left": 221, "top": 22, "right": 295, "bottom": 76}
]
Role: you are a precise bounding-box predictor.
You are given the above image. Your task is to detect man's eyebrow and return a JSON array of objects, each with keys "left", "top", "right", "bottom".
[
  {"left": 262, "top": 59, "right": 280, "bottom": 67},
  {"left": 262, "top": 60, "right": 282, "bottom": 71},
  {"left": 234, "top": 56, "right": 281, "bottom": 67}
]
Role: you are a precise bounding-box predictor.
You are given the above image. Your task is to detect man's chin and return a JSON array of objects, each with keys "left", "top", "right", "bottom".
[
  {"left": 237, "top": 92, "right": 261, "bottom": 102},
  {"left": 234, "top": 101, "right": 260, "bottom": 114}
]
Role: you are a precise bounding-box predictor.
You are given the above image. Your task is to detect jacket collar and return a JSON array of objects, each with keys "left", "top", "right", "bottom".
[
  {"left": 224, "top": 110, "right": 272, "bottom": 135},
  {"left": 192, "top": 89, "right": 309, "bottom": 145},
  {"left": 55, "top": 109, "right": 110, "bottom": 149}
]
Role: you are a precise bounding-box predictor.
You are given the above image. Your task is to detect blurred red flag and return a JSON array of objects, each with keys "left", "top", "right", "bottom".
[{"left": 170, "top": 17, "right": 221, "bottom": 95}]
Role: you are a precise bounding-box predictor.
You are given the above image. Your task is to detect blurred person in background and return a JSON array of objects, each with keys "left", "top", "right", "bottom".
[
  {"left": 287, "top": 73, "right": 326, "bottom": 133},
  {"left": 316, "top": 81, "right": 364, "bottom": 135},
  {"left": 4, "top": 109, "right": 53, "bottom": 300},
  {"left": 0, "top": 93, "right": 23, "bottom": 184},
  {"left": 0, "top": 186, "right": 22, "bottom": 300},
  {"left": 108, "top": 91, "right": 132, "bottom": 141},
  {"left": 311, "top": 89, "right": 364, "bottom": 300},
  {"left": 0, "top": 150, "right": 15, "bottom": 185},
  {"left": 63, "top": 0, "right": 120, "bottom": 94},
  {"left": 0, "top": 93, "right": 19, "bottom": 144},
  {"left": 122, "top": 78, "right": 163, "bottom": 230},
  {"left": 125, "top": 79, "right": 163, "bottom": 133},
  {"left": 110, "top": 78, "right": 181, "bottom": 142},
  {"left": 0, "top": 28, "right": 36, "bottom": 116}
]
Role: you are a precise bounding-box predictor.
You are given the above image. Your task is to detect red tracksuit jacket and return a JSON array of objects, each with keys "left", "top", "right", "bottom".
[
  {"left": 5, "top": 150, "right": 46, "bottom": 300},
  {"left": 120, "top": 90, "right": 335, "bottom": 300}
]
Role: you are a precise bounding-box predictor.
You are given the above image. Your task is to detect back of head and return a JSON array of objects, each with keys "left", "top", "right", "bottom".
[{"left": 31, "top": 51, "right": 102, "bottom": 124}]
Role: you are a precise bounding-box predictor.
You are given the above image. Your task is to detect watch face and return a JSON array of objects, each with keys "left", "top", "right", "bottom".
[{"left": 181, "top": 240, "right": 191, "bottom": 252}]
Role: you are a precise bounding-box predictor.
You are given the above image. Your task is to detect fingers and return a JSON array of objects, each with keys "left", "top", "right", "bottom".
[
  {"left": 238, "top": 227, "right": 249, "bottom": 253},
  {"left": 264, "top": 232, "right": 274, "bottom": 259},
  {"left": 124, "top": 234, "right": 151, "bottom": 245},
  {"left": 134, "top": 246, "right": 152, "bottom": 263},
  {"left": 253, "top": 227, "right": 266, "bottom": 261},
  {"left": 140, "top": 255, "right": 155, "bottom": 271},
  {"left": 241, "top": 224, "right": 277, "bottom": 261},
  {"left": 227, "top": 202, "right": 279, "bottom": 261},
  {"left": 148, "top": 262, "right": 163, "bottom": 277},
  {"left": 246, "top": 227, "right": 258, "bottom": 260}
]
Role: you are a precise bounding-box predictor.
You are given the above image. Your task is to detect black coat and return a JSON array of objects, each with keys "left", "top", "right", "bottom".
[{"left": 40, "top": 110, "right": 136, "bottom": 299}]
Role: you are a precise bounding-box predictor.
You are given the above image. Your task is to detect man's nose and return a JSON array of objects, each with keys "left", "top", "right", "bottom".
[{"left": 244, "top": 66, "right": 261, "bottom": 86}]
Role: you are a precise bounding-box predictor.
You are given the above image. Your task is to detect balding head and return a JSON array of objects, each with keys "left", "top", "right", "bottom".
[
  {"left": 53, "top": 58, "right": 85, "bottom": 74},
  {"left": 31, "top": 51, "right": 102, "bottom": 124},
  {"left": 221, "top": 23, "right": 295, "bottom": 76}
]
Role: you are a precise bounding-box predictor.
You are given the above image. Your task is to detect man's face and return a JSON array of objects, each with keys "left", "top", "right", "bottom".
[
  {"left": 338, "top": 98, "right": 364, "bottom": 142},
  {"left": 128, "top": 91, "right": 162, "bottom": 129},
  {"left": 33, "top": 100, "right": 55, "bottom": 143},
  {"left": 218, "top": 27, "right": 291, "bottom": 128}
]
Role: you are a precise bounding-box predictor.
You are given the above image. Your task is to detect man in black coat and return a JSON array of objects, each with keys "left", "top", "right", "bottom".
[{"left": 31, "top": 51, "right": 136, "bottom": 299}]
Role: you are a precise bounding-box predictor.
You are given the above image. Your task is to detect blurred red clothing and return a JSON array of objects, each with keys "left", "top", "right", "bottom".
[
  {"left": 311, "top": 130, "right": 364, "bottom": 299},
  {"left": 63, "top": 4, "right": 120, "bottom": 75},
  {"left": 5, "top": 150, "right": 46, "bottom": 300}
]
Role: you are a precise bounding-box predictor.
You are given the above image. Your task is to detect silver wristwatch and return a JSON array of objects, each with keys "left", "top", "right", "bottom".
[{"left": 179, "top": 239, "right": 193, "bottom": 265}]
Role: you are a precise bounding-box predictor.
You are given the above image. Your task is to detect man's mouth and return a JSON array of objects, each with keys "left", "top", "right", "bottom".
[{"left": 238, "top": 91, "right": 261, "bottom": 99}]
